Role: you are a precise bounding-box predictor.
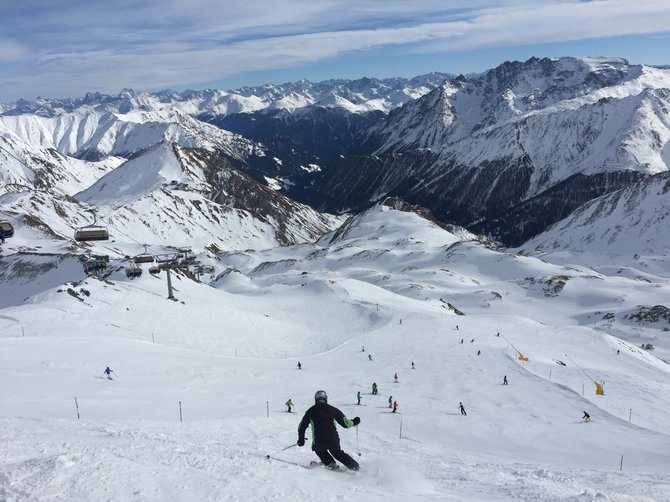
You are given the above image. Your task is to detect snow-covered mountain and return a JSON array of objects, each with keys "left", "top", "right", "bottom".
[
  {"left": 0, "top": 84, "right": 345, "bottom": 257},
  {"left": 2, "top": 201, "right": 669, "bottom": 500},
  {"left": 312, "top": 57, "right": 670, "bottom": 246},
  {"left": 0, "top": 74, "right": 451, "bottom": 118},
  {"left": 0, "top": 141, "right": 340, "bottom": 253},
  {"left": 0, "top": 106, "right": 258, "bottom": 162},
  {"left": 0, "top": 73, "right": 451, "bottom": 213},
  {"left": 522, "top": 171, "right": 670, "bottom": 255},
  {"left": 2, "top": 57, "right": 669, "bottom": 259}
]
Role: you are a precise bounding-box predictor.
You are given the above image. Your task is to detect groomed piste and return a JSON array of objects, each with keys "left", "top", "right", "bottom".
[{"left": 1, "top": 203, "right": 669, "bottom": 501}]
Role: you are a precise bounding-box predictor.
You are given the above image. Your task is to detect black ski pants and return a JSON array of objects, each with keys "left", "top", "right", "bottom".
[{"left": 315, "top": 449, "right": 359, "bottom": 470}]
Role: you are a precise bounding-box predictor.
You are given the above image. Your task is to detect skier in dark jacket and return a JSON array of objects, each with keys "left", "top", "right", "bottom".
[{"left": 297, "top": 390, "right": 360, "bottom": 470}]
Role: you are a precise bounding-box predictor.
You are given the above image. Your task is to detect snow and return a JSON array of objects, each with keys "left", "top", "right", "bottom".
[
  {"left": 2, "top": 203, "right": 670, "bottom": 501},
  {"left": 522, "top": 172, "right": 670, "bottom": 256},
  {"left": 77, "top": 142, "right": 186, "bottom": 205},
  {"left": 370, "top": 57, "right": 670, "bottom": 197}
]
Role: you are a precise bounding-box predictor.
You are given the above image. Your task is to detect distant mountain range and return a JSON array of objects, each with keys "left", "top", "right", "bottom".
[{"left": 1, "top": 58, "right": 669, "bottom": 255}]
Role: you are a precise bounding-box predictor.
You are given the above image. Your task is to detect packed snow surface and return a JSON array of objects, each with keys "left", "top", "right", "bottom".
[{"left": 1, "top": 203, "right": 669, "bottom": 501}]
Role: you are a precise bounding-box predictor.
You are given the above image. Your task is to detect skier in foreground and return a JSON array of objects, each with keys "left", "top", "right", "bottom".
[{"left": 297, "top": 390, "right": 361, "bottom": 471}]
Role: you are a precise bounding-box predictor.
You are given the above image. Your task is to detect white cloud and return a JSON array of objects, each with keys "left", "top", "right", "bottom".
[
  {"left": 1, "top": 0, "right": 669, "bottom": 101},
  {"left": 0, "top": 40, "right": 29, "bottom": 62}
]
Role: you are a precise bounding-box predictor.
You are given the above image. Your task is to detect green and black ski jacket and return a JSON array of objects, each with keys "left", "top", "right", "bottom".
[{"left": 298, "top": 403, "right": 355, "bottom": 451}]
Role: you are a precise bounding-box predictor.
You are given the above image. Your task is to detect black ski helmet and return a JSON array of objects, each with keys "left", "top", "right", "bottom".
[{"left": 315, "top": 390, "right": 328, "bottom": 404}]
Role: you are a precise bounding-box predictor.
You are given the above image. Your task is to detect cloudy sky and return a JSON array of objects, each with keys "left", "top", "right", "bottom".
[{"left": 1, "top": 0, "right": 669, "bottom": 102}]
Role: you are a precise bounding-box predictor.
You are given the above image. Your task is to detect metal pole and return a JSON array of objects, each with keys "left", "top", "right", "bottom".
[
  {"left": 549, "top": 370, "right": 552, "bottom": 381},
  {"left": 267, "top": 401, "right": 269, "bottom": 418},
  {"left": 399, "top": 421, "right": 403, "bottom": 440},
  {"left": 166, "top": 268, "right": 175, "bottom": 300},
  {"left": 22, "top": 326, "right": 25, "bottom": 337},
  {"left": 179, "top": 401, "right": 183, "bottom": 423},
  {"left": 266, "top": 444, "right": 297, "bottom": 459},
  {"left": 620, "top": 454, "right": 624, "bottom": 471},
  {"left": 582, "top": 384, "right": 584, "bottom": 395},
  {"left": 629, "top": 408, "right": 632, "bottom": 423},
  {"left": 152, "top": 333, "right": 155, "bottom": 343},
  {"left": 75, "top": 396, "right": 80, "bottom": 419}
]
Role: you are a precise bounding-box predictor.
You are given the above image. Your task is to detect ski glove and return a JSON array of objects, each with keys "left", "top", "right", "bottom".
[
  {"left": 352, "top": 417, "right": 361, "bottom": 426},
  {"left": 297, "top": 437, "right": 305, "bottom": 447}
]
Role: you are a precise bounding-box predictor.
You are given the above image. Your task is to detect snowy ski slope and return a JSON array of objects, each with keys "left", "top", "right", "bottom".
[{"left": 1, "top": 204, "right": 669, "bottom": 501}]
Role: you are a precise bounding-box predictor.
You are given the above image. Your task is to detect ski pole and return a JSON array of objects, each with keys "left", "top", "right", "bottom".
[
  {"left": 356, "top": 425, "right": 361, "bottom": 457},
  {"left": 266, "top": 443, "right": 297, "bottom": 459}
]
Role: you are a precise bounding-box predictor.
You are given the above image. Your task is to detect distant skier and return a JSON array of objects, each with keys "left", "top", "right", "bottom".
[
  {"left": 368, "top": 354, "right": 372, "bottom": 361},
  {"left": 357, "top": 391, "right": 362, "bottom": 405},
  {"left": 286, "top": 398, "right": 293, "bottom": 413},
  {"left": 103, "top": 366, "right": 114, "bottom": 380},
  {"left": 582, "top": 411, "right": 591, "bottom": 423},
  {"left": 297, "top": 362, "right": 302, "bottom": 370},
  {"left": 392, "top": 400, "right": 398, "bottom": 413},
  {"left": 394, "top": 373, "right": 398, "bottom": 383},
  {"left": 0, "top": 227, "right": 5, "bottom": 244},
  {"left": 456, "top": 325, "right": 459, "bottom": 331},
  {"left": 503, "top": 375, "right": 508, "bottom": 385},
  {"left": 460, "top": 339, "right": 464, "bottom": 344},
  {"left": 459, "top": 402, "right": 467, "bottom": 416},
  {"left": 477, "top": 350, "right": 481, "bottom": 356},
  {"left": 496, "top": 332, "right": 500, "bottom": 337},
  {"left": 361, "top": 346, "right": 365, "bottom": 352},
  {"left": 411, "top": 362, "right": 415, "bottom": 369},
  {"left": 372, "top": 382, "right": 378, "bottom": 395},
  {"left": 388, "top": 396, "right": 393, "bottom": 408},
  {"left": 616, "top": 349, "right": 620, "bottom": 355},
  {"left": 297, "top": 390, "right": 360, "bottom": 471},
  {"left": 470, "top": 339, "right": 475, "bottom": 343}
]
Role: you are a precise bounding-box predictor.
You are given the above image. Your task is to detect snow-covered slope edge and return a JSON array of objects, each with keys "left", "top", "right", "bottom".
[{"left": 521, "top": 171, "right": 670, "bottom": 255}]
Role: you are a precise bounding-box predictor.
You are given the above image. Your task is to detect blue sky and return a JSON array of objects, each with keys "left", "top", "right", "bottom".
[{"left": 1, "top": 0, "right": 669, "bottom": 102}]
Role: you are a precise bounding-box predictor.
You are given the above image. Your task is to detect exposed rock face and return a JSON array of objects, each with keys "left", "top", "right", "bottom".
[{"left": 625, "top": 306, "right": 670, "bottom": 325}]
